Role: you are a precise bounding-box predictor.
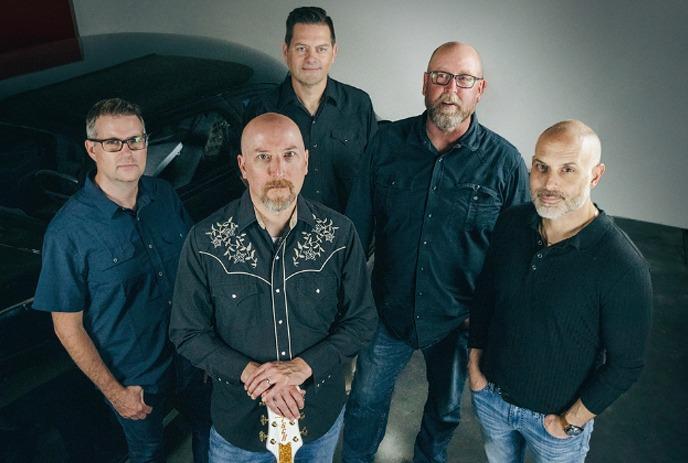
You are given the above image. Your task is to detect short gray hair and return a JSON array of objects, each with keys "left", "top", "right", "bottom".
[{"left": 85, "top": 98, "right": 145, "bottom": 138}]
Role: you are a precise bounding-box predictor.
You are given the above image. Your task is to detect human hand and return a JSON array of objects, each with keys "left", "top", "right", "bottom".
[
  {"left": 543, "top": 414, "right": 569, "bottom": 439},
  {"left": 263, "top": 384, "right": 306, "bottom": 420},
  {"left": 244, "top": 358, "right": 312, "bottom": 400},
  {"left": 108, "top": 385, "right": 152, "bottom": 420}
]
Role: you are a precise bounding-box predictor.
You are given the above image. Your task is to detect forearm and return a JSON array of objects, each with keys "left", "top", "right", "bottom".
[
  {"left": 52, "top": 312, "right": 123, "bottom": 399},
  {"left": 563, "top": 399, "right": 596, "bottom": 427}
]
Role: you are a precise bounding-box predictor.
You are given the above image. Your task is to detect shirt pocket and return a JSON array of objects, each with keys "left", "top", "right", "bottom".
[
  {"left": 90, "top": 241, "right": 138, "bottom": 284},
  {"left": 291, "top": 275, "right": 339, "bottom": 332},
  {"left": 453, "top": 183, "right": 502, "bottom": 230},
  {"left": 330, "top": 129, "right": 364, "bottom": 175},
  {"left": 211, "top": 279, "right": 267, "bottom": 345}
]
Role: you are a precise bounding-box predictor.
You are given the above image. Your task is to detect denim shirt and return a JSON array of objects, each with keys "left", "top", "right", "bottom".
[
  {"left": 244, "top": 75, "right": 377, "bottom": 212},
  {"left": 347, "top": 113, "right": 530, "bottom": 348},
  {"left": 33, "top": 175, "right": 192, "bottom": 390},
  {"left": 170, "top": 192, "right": 377, "bottom": 451}
]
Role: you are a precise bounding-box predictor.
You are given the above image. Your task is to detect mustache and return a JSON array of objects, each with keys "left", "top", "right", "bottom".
[
  {"left": 536, "top": 189, "right": 565, "bottom": 199},
  {"left": 435, "top": 94, "right": 461, "bottom": 106},
  {"left": 264, "top": 179, "right": 294, "bottom": 190}
]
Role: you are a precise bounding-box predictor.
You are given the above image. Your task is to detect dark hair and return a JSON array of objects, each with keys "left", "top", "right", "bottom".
[
  {"left": 285, "top": 6, "right": 336, "bottom": 45},
  {"left": 85, "top": 98, "right": 145, "bottom": 138}
]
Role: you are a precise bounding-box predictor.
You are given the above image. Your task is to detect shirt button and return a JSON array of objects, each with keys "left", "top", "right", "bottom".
[
  {"left": 538, "top": 240, "right": 543, "bottom": 246},
  {"left": 312, "top": 143, "right": 318, "bottom": 149},
  {"left": 275, "top": 255, "right": 280, "bottom": 260},
  {"left": 275, "top": 288, "right": 281, "bottom": 293},
  {"left": 473, "top": 196, "right": 479, "bottom": 201},
  {"left": 416, "top": 315, "right": 421, "bottom": 319},
  {"left": 418, "top": 291, "right": 423, "bottom": 296},
  {"left": 168, "top": 300, "right": 172, "bottom": 306},
  {"left": 312, "top": 120, "right": 316, "bottom": 125},
  {"left": 113, "top": 258, "right": 118, "bottom": 263},
  {"left": 314, "top": 168, "right": 319, "bottom": 173},
  {"left": 537, "top": 253, "right": 543, "bottom": 258},
  {"left": 281, "top": 351, "right": 287, "bottom": 356},
  {"left": 432, "top": 186, "right": 437, "bottom": 191},
  {"left": 316, "top": 288, "right": 320, "bottom": 294},
  {"left": 158, "top": 271, "right": 163, "bottom": 277},
  {"left": 231, "top": 294, "right": 237, "bottom": 299},
  {"left": 278, "top": 320, "right": 283, "bottom": 324},
  {"left": 531, "top": 265, "right": 537, "bottom": 270},
  {"left": 420, "top": 266, "right": 425, "bottom": 271},
  {"left": 316, "top": 190, "right": 321, "bottom": 194},
  {"left": 148, "top": 244, "right": 153, "bottom": 249},
  {"left": 423, "top": 241, "right": 428, "bottom": 245},
  {"left": 427, "top": 213, "right": 432, "bottom": 218}
]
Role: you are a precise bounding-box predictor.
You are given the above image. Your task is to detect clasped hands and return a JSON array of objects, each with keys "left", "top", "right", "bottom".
[{"left": 241, "top": 357, "right": 313, "bottom": 420}]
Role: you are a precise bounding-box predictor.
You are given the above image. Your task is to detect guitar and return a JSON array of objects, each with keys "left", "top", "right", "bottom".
[{"left": 265, "top": 406, "right": 303, "bottom": 462}]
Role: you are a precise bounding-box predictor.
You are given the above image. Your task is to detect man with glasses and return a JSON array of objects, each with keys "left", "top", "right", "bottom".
[
  {"left": 343, "top": 42, "right": 530, "bottom": 463},
  {"left": 244, "top": 6, "right": 377, "bottom": 213},
  {"left": 33, "top": 98, "right": 210, "bottom": 463}
]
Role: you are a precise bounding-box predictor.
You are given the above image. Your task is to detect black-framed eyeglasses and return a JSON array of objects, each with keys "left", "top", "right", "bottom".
[
  {"left": 426, "top": 71, "right": 483, "bottom": 89},
  {"left": 87, "top": 134, "right": 148, "bottom": 152}
]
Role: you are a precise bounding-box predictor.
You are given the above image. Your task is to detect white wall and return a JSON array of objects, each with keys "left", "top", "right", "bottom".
[{"left": 71, "top": 0, "right": 688, "bottom": 228}]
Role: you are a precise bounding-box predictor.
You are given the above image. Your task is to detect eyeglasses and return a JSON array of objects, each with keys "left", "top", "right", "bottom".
[
  {"left": 87, "top": 134, "right": 148, "bottom": 152},
  {"left": 426, "top": 71, "right": 483, "bottom": 89}
]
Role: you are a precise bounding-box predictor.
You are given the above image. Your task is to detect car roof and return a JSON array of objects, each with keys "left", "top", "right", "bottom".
[{"left": 0, "top": 54, "right": 252, "bottom": 135}]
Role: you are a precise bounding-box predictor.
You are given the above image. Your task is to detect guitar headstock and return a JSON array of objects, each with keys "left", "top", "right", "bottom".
[{"left": 265, "top": 407, "right": 303, "bottom": 463}]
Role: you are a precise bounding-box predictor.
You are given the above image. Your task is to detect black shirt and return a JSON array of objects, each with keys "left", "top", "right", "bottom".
[
  {"left": 170, "top": 192, "right": 377, "bottom": 451},
  {"left": 244, "top": 75, "right": 377, "bottom": 212},
  {"left": 33, "top": 175, "right": 191, "bottom": 391},
  {"left": 347, "top": 113, "right": 530, "bottom": 348},
  {"left": 469, "top": 204, "right": 653, "bottom": 415}
]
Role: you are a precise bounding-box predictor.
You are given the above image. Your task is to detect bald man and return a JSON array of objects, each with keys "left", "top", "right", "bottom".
[
  {"left": 343, "top": 42, "right": 529, "bottom": 462},
  {"left": 170, "top": 113, "right": 376, "bottom": 462},
  {"left": 468, "top": 120, "right": 652, "bottom": 462}
]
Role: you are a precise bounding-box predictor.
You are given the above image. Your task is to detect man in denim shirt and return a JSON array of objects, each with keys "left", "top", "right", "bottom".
[
  {"left": 33, "top": 99, "right": 210, "bottom": 463},
  {"left": 343, "top": 42, "right": 530, "bottom": 463}
]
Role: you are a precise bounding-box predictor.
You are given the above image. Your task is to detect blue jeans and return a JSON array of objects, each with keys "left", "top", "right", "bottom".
[
  {"left": 343, "top": 323, "right": 468, "bottom": 463},
  {"left": 471, "top": 383, "right": 593, "bottom": 463},
  {"left": 208, "top": 406, "right": 344, "bottom": 462},
  {"left": 114, "top": 357, "right": 211, "bottom": 463}
]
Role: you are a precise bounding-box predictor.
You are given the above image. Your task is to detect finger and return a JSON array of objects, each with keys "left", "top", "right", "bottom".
[
  {"left": 246, "top": 362, "right": 275, "bottom": 384},
  {"left": 248, "top": 376, "right": 272, "bottom": 398},
  {"left": 279, "top": 391, "right": 300, "bottom": 420},
  {"left": 287, "top": 388, "right": 305, "bottom": 409}
]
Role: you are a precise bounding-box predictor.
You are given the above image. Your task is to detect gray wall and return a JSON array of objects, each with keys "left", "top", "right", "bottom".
[{"left": 71, "top": 0, "right": 688, "bottom": 228}]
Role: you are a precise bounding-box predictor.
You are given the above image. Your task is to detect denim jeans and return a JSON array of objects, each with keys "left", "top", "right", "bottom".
[
  {"left": 471, "top": 383, "right": 593, "bottom": 463},
  {"left": 113, "top": 356, "right": 212, "bottom": 463},
  {"left": 208, "top": 406, "right": 344, "bottom": 462},
  {"left": 342, "top": 323, "right": 468, "bottom": 463}
]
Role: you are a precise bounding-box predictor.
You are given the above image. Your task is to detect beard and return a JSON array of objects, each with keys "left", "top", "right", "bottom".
[
  {"left": 427, "top": 93, "right": 473, "bottom": 132},
  {"left": 261, "top": 179, "right": 296, "bottom": 212},
  {"left": 532, "top": 183, "right": 590, "bottom": 220}
]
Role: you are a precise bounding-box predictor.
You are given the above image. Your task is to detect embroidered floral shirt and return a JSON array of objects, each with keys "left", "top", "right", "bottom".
[{"left": 170, "top": 192, "right": 376, "bottom": 451}]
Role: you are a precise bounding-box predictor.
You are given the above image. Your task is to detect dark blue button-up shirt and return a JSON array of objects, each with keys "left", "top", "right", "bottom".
[
  {"left": 244, "top": 75, "right": 377, "bottom": 212},
  {"left": 33, "top": 175, "right": 192, "bottom": 390},
  {"left": 347, "top": 113, "right": 530, "bottom": 348}
]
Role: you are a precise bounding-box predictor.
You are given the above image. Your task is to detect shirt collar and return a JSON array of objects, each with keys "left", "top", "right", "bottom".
[
  {"left": 277, "top": 74, "right": 338, "bottom": 109},
  {"left": 527, "top": 202, "right": 612, "bottom": 250},
  {"left": 408, "top": 111, "right": 482, "bottom": 153},
  {"left": 82, "top": 173, "right": 154, "bottom": 218},
  {"left": 236, "top": 190, "right": 316, "bottom": 233}
]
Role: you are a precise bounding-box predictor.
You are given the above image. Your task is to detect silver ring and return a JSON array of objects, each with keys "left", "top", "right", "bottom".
[{"left": 265, "top": 378, "right": 271, "bottom": 385}]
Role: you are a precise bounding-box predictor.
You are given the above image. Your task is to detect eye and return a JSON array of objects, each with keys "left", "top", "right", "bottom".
[
  {"left": 283, "top": 150, "right": 297, "bottom": 159},
  {"left": 534, "top": 162, "right": 547, "bottom": 173},
  {"left": 295, "top": 45, "right": 306, "bottom": 53},
  {"left": 316, "top": 46, "right": 328, "bottom": 53},
  {"left": 103, "top": 139, "right": 121, "bottom": 148},
  {"left": 257, "top": 153, "right": 270, "bottom": 161},
  {"left": 562, "top": 166, "right": 576, "bottom": 174}
]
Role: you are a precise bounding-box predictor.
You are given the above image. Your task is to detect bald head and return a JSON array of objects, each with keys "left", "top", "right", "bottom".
[
  {"left": 427, "top": 42, "right": 483, "bottom": 77},
  {"left": 536, "top": 119, "right": 602, "bottom": 168},
  {"left": 241, "top": 113, "right": 305, "bottom": 155}
]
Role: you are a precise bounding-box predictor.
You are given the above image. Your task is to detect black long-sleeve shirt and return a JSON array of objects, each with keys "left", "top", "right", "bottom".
[
  {"left": 169, "top": 192, "right": 376, "bottom": 451},
  {"left": 244, "top": 75, "right": 377, "bottom": 212},
  {"left": 469, "top": 204, "right": 653, "bottom": 415},
  {"left": 346, "top": 113, "right": 529, "bottom": 348}
]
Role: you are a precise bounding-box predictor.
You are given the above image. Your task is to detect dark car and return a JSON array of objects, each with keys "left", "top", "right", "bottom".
[{"left": 0, "top": 33, "right": 284, "bottom": 462}]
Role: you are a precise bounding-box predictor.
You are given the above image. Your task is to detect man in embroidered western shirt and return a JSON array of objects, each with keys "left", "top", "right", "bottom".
[
  {"left": 244, "top": 6, "right": 377, "bottom": 213},
  {"left": 343, "top": 42, "right": 530, "bottom": 463},
  {"left": 170, "top": 113, "right": 377, "bottom": 461},
  {"left": 468, "top": 120, "right": 652, "bottom": 462},
  {"left": 32, "top": 98, "right": 210, "bottom": 463}
]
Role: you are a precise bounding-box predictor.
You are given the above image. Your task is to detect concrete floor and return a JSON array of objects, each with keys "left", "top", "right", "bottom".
[{"left": 167, "top": 217, "right": 688, "bottom": 462}]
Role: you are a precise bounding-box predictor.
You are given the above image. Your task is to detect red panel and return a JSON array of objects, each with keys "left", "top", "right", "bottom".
[{"left": 0, "top": 0, "right": 81, "bottom": 80}]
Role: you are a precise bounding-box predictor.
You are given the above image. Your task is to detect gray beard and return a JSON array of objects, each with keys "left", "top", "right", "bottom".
[{"left": 428, "top": 105, "right": 469, "bottom": 132}]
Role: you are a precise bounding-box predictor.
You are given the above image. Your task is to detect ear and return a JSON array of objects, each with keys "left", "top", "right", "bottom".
[
  {"left": 303, "top": 149, "right": 309, "bottom": 174},
  {"left": 475, "top": 78, "right": 487, "bottom": 103},
  {"left": 84, "top": 140, "right": 97, "bottom": 162},
  {"left": 332, "top": 43, "right": 338, "bottom": 62},
  {"left": 282, "top": 42, "right": 289, "bottom": 63},
  {"left": 422, "top": 72, "right": 429, "bottom": 96},
  {"left": 237, "top": 153, "right": 247, "bottom": 179},
  {"left": 590, "top": 163, "right": 606, "bottom": 188}
]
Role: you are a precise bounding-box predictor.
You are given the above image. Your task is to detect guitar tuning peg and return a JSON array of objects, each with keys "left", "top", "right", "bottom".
[
  {"left": 292, "top": 436, "right": 300, "bottom": 442},
  {"left": 271, "top": 421, "right": 277, "bottom": 427},
  {"left": 260, "top": 415, "right": 268, "bottom": 425},
  {"left": 299, "top": 411, "right": 305, "bottom": 419},
  {"left": 259, "top": 431, "right": 267, "bottom": 442},
  {"left": 289, "top": 420, "right": 295, "bottom": 426},
  {"left": 300, "top": 426, "right": 309, "bottom": 437},
  {"left": 269, "top": 438, "right": 276, "bottom": 445}
]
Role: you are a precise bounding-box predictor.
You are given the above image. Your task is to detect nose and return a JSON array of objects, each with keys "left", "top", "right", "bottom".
[
  {"left": 269, "top": 156, "right": 285, "bottom": 177},
  {"left": 543, "top": 171, "right": 559, "bottom": 190}
]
